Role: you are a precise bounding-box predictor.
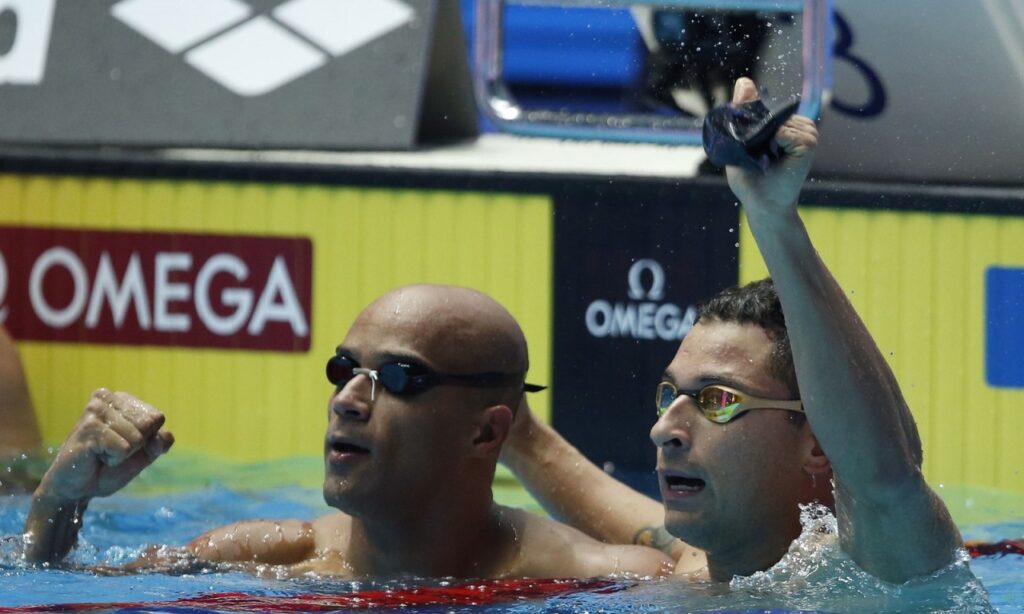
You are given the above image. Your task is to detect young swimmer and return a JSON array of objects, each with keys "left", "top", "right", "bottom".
[
  {"left": 23, "top": 285, "right": 672, "bottom": 579},
  {"left": 501, "top": 77, "right": 964, "bottom": 584}
]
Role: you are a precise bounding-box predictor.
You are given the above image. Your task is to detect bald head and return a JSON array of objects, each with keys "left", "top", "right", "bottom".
[
  {"left": 353, "top": 284, "right": 530, "bottom": 381},
  {"left": 325, "top": 285, "right": 532, "bottom": 516}
]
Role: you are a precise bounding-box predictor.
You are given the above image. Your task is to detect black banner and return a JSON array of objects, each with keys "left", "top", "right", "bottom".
[{"left": 552, "top": 181, "right": 738, "bottom": 473}]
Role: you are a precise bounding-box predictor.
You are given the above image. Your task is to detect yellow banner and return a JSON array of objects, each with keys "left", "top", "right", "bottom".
[
  {"left": 740, "top": 207, "right": 1024, "bottom": 494},
  {"left": 0, "top": 174, "right": 553, "bottom": 461}
]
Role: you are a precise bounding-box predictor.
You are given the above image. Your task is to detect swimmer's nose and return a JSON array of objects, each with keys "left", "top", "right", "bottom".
[
  {"left": 329, "top": 375, "right": 374, "bottom": 420},
  {"left": 650, "top": 405, "right": 694, "bottom": 451}
]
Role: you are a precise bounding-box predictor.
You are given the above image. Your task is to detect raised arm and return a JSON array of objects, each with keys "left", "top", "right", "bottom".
[
  {"left": 501, "top": 399, "right": 689, "bottom": 561},
  {"left": 726, "top": 78, "right": 961, "bottom": 582},
  {"left": 23, "top": 389, "right": 174, "bottom": 563}
]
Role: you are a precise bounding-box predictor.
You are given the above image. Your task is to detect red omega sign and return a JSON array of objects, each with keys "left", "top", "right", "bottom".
[{"left": 0, "top": 227, "right": 312, "bottom": 352}]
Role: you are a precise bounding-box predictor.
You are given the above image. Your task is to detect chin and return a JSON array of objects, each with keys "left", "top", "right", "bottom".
[
  {"left": 322, "top": 482, "right": 346, "bottom": 510},
  {"left": 322, "top": 476, "right": 360, "bottom": 512},
  {"left": 324, "top": 478, "right": 389, "bottom": 521},
  {"left": 664, "top": 509, "right": 716, "bottom": 550}
]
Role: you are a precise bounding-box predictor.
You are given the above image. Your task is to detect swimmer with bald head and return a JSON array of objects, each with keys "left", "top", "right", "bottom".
[{"left": 23, "top": 284, "right": 672, "bottom": 579}]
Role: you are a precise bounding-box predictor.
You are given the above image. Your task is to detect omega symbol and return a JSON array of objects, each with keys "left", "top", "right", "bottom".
[{"left": 627, "top": 259, "right": 666, "bottom": 302}]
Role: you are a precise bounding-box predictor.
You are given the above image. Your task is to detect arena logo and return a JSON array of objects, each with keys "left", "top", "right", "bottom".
[
  {"left": 584, "top": 259, "right": 696, "bottom": 341},
  {"left": 111, "top": 0, "right": 415, "bottom": 96},
  {"left": 0, "top": 0, "right": 57, "bottom": 85},
  {"left": 0, "top": 227, "right": 313, "bottom": 352}
]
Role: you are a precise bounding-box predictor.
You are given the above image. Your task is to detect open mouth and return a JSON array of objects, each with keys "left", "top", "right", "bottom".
[
  {"left": 330, "top": 441, "right": 370, "bottom": 455},
  {"left": 665, "top": 475, "right": 706, "bottom": 493}
]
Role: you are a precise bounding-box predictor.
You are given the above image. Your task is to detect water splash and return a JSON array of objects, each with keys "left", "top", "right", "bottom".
[
  {"left": 530, "top": 504, "right": 994, "bottom": 613},
  {"left": 727, "top": 503, "right": 993, "bottom": 613}
]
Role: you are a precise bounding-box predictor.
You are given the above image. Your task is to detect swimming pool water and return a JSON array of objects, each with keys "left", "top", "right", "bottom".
[{"left": 0, "top": 458, "right": 1020, "bottom": 613}]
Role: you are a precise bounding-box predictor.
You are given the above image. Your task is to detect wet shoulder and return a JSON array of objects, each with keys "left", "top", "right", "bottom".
[
  {"left": 310, "top": 511, "right": 353, "bottom": 553},
  {"left": 279, "top": 512, "right": 355, "bottom": 577}
]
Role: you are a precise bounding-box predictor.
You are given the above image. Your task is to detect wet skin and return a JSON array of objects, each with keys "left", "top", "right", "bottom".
[
  {"left": 26, "top": 285, "right": 672, "bottom": 579},
  {"left": 652, "top": 320, "right": 822, "bottom": 579},
  {"left": 323, "top": 286, "right": 523, "bottom": 521}
]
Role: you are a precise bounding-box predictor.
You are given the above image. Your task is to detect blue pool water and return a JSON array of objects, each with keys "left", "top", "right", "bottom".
[{"left": 0, "top": 462, "right": 1020, "bottom": 613}]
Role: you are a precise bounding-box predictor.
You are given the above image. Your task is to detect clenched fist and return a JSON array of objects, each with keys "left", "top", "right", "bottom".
[{"left": 37, "top": 389, "right": 174, "bottom": 503}]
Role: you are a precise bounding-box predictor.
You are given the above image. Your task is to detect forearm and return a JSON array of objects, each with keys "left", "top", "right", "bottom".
[
  {"left": 744, "top": 207, "right": 921, "bottom": 485},
  {"left": 23, "top": 490, "right": 90, "bottom": 563},
  {"left": 0, "top": 330, "right": 42, "bottom": 452},
  {"left": 502, "top": 416, "right": 666, "bottom": 547}
]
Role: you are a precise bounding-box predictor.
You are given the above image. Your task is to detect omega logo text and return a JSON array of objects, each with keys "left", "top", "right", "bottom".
[
  {"left": 585, "top": 259, "right": 696, "bottom": 341},
  {"left": 0, "top": 227, "right": 313, "bottom": 352}
]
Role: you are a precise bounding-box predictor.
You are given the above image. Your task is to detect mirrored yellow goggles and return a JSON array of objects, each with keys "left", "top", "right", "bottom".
[{"left": 655, "top": 381, "right": 804, "bottom": 424}]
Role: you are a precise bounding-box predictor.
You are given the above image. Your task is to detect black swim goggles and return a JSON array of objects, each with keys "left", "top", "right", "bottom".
[{"left": 326, "top": 353, "right": 546, "bottom": 400}]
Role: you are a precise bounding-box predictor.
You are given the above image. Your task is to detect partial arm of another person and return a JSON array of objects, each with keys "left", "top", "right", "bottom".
[
  {"left": 507, "top": 506, "right": 675, "bottom": 578},
  {"left": 0, "top": 325, "right": 42, "bottom": 455},
  {"left": 501, "top": 400, "right": 690, "bottom": 561},
  {"left": 23, "top": 389, "right": 174, "bottom": 563},
  {"left": 727, "top": 78, "right": 962, "bottom": 582}
]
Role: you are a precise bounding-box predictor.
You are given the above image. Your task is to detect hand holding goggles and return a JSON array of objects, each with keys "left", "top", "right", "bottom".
[
  {"left": 327, "top": 353, "right": 546, "bottom": 401},
  {"left": 656, "top": 381, "right": 803, "bottom": 424}
]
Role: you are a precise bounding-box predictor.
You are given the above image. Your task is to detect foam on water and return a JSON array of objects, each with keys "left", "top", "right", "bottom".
[
  {"left": 519, "top": 504, "right": 994, "bottom": 613},
  {"left": 727, "top": 503, "right": 993, "bottom": 612}
]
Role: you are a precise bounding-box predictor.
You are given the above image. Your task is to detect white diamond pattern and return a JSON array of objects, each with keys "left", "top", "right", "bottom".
[
  {"left": 185, "top": 16, "right": 326, "bottom": 97},
  {"left": 273, "top": 0, "right": 415, "bottom": 57},
  {"left": 110, "top": 0, "right": 414, "bottom": 96},
  {"left": 111, "top": 0, "right": 252, "bottom": 53}
]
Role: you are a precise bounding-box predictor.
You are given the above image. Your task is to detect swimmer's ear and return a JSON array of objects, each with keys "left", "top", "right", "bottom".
[
  {"left": 471, "top": 405, "right": 513, "bottom": 458},
  {"left": 802, "top": 434, "right": 832, "bottom": 477},
  {"left": 803, "top": 436, "right": 834, "bottom": 504}
]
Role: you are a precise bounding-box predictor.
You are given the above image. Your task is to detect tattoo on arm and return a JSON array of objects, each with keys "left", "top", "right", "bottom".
[{"left": 633, "top": 525, "right": 679, "bottom": 556}]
